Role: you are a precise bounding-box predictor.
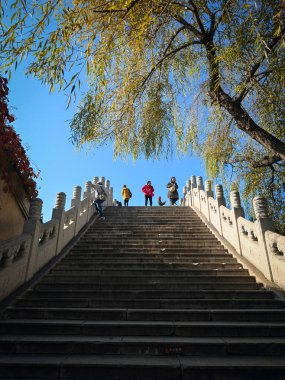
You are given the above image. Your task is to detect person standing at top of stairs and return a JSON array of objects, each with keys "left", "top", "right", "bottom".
[
  {"left": 121, "top": 185, "right": 132, "bottom": 206},
  {"left": 142, "top": 180, "right": 154, "bottom": 206},
  {"left": 167, "top": 177, "right": 179, "bottom": 206}
]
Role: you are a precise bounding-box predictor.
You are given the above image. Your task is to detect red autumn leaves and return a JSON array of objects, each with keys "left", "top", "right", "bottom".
[{"left": 0, "top": 77, "right": 40, "bottom": 199}]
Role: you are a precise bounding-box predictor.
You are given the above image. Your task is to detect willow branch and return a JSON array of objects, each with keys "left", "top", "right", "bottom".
[
  {"left": 142, "top": 40, "right": 201, "bottom": 88},
  {"left": 226, "top": 154, "right": 282, "bottom": 168},
  {"left": 188, "top": 0, "right": 206, "bottom": 35},
  {"left": 236, "top": 26, "right": 285, "bottom": 103},
  {"left": 163, "top": 26, "right": 186, "bottom": 55},
  {"left": 173, "top": 14, "right": 202, "bottom": 38}
]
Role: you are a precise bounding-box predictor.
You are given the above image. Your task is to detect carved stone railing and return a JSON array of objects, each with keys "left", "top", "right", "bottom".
[
  {"left": 184, "top": 175, "right": 285, "bottom": 289},
  {"left": 0, "top": 176, "right": 113, "bottom": 301}
]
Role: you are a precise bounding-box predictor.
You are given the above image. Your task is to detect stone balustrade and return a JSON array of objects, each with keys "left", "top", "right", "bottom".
[
  {"left": 1, "top": 172, "right": 284, "bottom": 301},
  {"left": 0, "top": 177, "right": 113, "bottom": 301},
  {"left": 184, "top": 175, "right": 285, "bottom": 289}
]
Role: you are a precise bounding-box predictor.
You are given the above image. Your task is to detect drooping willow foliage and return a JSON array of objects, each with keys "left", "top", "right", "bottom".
[{"left": 1, "top": 0, "right": 284, "bottom": 229}]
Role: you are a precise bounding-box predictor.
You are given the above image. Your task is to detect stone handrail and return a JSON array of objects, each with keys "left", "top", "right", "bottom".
[
  {"left": 184, "top": 176, "right": 285, "bottom": 289},
  {"left": 0, "top": 176, "right": 113, "bottom": 301}
]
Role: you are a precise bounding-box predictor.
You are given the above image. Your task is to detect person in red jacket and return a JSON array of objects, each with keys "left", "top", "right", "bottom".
[{"left": 142, "top": 180, "right": 154, "bottom": 206}]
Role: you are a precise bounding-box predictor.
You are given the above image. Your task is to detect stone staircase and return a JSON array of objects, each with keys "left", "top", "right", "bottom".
[{"left": 0, "top": 206, "right": 285, "bottom": 379}]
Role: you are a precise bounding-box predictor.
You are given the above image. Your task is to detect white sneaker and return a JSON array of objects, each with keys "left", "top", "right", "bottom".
[{"left": 99, "top": 216, "right": 105, "bottom": 220}]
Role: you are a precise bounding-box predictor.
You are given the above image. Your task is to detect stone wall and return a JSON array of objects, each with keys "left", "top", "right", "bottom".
[{"left": 0, "top": 177, "right": 29, "bottom": 241}]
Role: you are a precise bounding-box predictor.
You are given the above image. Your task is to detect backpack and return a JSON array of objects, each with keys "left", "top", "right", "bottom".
[
  {"left": 98, "top": 186, "right": 107, "bottom": 201},
  {"left": 128, "top": 189, "right": 132, "bottom": 198}
]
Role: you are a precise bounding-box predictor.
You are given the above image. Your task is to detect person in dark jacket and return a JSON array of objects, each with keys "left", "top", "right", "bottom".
[
  {"left": 142, "top": 180, "right": 154, "bottom": 206},
  {"left": 91, "top": 181, "right": 107, "bottom": 219},
  {"left": 166, "top": 177, "right": 179, "bottom": 206}
]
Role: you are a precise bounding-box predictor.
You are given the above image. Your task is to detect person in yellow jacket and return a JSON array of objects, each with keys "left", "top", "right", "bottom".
[{"left": 121, "top": 184, "right": 132, "bottom": 206}]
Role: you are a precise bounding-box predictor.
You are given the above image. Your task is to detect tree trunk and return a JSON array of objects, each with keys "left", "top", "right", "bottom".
[{"left": 205, "top": 39, "right": 285, "bottom": 161}]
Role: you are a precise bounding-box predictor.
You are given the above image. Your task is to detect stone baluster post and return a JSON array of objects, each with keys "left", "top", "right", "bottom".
[
  {"left": 83, "top": 181, "right": 92, "bottom": 198},
  {"left": 93, "top": 176, "right": 99, "bottom": 184},
  {"left": 230, "top": 189, "right": 245, "bottom": 254},
  {"left": 253, "top": 197, "right": 272, "bottom": 222},
  {"left": 110, "top": 187, "right": 114, "bottom": 206},
  {"left": 105, "top": 179, "right": 111, "bottom": 206},
  {"left": 186, "top": 180, "right": 191, "bottom": 196},
  {"left": 99, "top": 176, "right": 106, "bottom": 186},
  {"left": 215, "top": 185, "right": 226, "bottom": 207},
  {"left": 23, "top": 198, "right": 43, "bottom": 281},
  {"left": 195, "top": 176, "right": 204, "bottom": 211},
  {"left": 201, "top": 180, "right": 213, "bottom": 221},
  {"left": 70, "top": 186, "right": 82, "bottom": 235},
  {"left": 71, "top": 186, "right": 82, "bottom": 208},
  {"left": 205, "top": 180, "right": 214, "bottom": 198},
  {"left": 83, "top": 181, "right": 93, "bottom": 221},
  {"left": 215, "top": 184, "right": 226, "bottom": 234},
  {"left": 253, "top": 196, "right": 274, "bottom": 280},
  {"left": 191, "top": 176, "right": 197, "bottom": 189},
  {"left": 184, "top": 180, "right": 191, "bottom": 206},
  {"left": 52, "top": 192, "right": 67, "bottom": 255},
  {"left": 190, "top": 175, "right": 197, "bottom": 206},
  {"left": 53, "top": 192, "right": 66, "bottom": 214},
  {"left": 197, "top": 176, "right": 204, "bottom": 191},
  {"left": 182, "top": 186, "right": 187, "bottom": 206}
]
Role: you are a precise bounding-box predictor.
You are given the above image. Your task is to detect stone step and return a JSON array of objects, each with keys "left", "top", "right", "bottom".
[
  {"left": 72, "top": 247, "right": 227, "bottom": 253},
  {"left": 23, "top": 289, "right": 275, "bottom": 300},
  {"left": 3, "top": 307, "right": 285, "bottom": 321},
  {"left": 77, "top": 245, "right": 223, "bottom": 251},
  {"left": 14, "top": 298, "right": 283, "bottom": 310},
  {"left": 103, "top": 209, "right": 198, "bottom": 213},
  {"left": 1, "top": 335, "right": 285, "bottom": 356},
  {"left": 0, "top": 354, "right": 284, "bottom": 380},
  {"left": 104, "top": 207, "right": 196, "bottom": 211},
  {"left": 83, "top": 230, "right": 215, "bottom": 236},
  {"left": 84, "top": 232, "right": 215, "bottom": 238},
  {"left": 1, "top": 320, "right": 284, "bottom": 337},
  {"left": 91, "top": 222, "right": 208, "bottom": 227},
  {"left": 77, "top": 242, "right": 224, "bottom": 249},
  {"left": 73, "top": 250, "right": 227, "bottom": 256},
  {"left": 41, "top": 275, "right": 254, "bottom": 284},
  {"left": 54, "top": 263, "right": 244, "bottom": 270},
  {"left": 49, "top": 268, "right": 249, "bottom": 276},
  {"left": 80, "top": 233, "right": 217, "bottom": 238},
  {"left": 87, "top": 226, "right": 211, "bottom": 231},
  {"left": 57, "top": 261, "right": 239, "bottom": 268},
  {"left": 34, "top": 281, "right": 263, "bottom": 291},
  {"left": 67, "top": 251, "right": 230, "bottom": 258},
  {"left": 88, "top": 229, "right": 211, "bottom": 234},
  {"left": 62, "top": 256, "right": 236, "bottom": 264}
]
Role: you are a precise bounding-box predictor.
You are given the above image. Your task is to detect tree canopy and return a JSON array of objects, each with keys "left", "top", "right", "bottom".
[{"left": 1, "top": 0, "right": 284, "bottom": 229}]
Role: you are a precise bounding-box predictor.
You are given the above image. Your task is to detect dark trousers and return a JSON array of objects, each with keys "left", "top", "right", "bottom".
[
  {"left": 145, "top": 195, "right": 152, "bottom": 206},
  {"left": 124, "top": 198, "right": 129, "bottom": 206},
  {"left": 170, "top": 198, "right": 178, "bottom": 206},
  {"left": 94, "top": 199, "right": 103, "bottom": 217}
]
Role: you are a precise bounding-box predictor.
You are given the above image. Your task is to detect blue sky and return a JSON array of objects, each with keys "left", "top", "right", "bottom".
[{"left": 8, "top": 69, "right": 206, "bottom": 221}]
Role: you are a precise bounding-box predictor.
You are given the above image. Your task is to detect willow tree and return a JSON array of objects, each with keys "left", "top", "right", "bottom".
[{"left": 1, "top": 1, "right": 284, "bottom": 226}]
